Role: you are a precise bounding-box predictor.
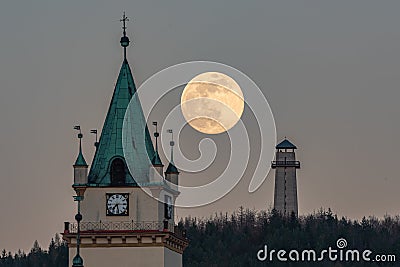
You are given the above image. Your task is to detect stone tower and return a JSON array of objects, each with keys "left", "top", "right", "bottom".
[
  {"left": 271, "top": 138, "right": 300, "bottom": 217},
  {"left": 63, "top": 14, "right": 188, "bottom": 267}
]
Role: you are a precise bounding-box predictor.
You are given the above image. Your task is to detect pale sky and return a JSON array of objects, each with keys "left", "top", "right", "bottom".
[{"left": 1, "top": 0, "right": 400, "bottom": 252}]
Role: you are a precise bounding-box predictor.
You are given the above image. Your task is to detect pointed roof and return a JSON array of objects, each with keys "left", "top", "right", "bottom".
[
  {"left": 165, "top": 162, "right": 179, "bottom": 174},
  {"left": 87, "top": 59, "right": 155, "bottom": 185},
  {"left": 276, "top": 139, "right": 297, "bottom": 149},
  {"left": 152, "top": 151, "right": 163, "bottom": 166},
  {"left": 74, "top": 150, "right": 87, "bottom": 166},
  {"left": 73, "top": 132, "right": 87, "bottom": 167}
]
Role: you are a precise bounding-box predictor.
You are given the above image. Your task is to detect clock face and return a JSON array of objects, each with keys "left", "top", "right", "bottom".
[{"left": 106, "top": 193, "right": 129, "bottom": 216}]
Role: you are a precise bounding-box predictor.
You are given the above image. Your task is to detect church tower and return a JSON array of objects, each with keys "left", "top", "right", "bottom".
[
  {"left": 63, "top": 14, "right": 188, "bottom": 267},
  {"left": 271, "top": 138, "right": 300, "bottom": 217}
]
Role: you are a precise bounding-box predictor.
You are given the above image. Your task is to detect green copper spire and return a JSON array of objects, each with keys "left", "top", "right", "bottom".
[
  {"left": 74, "top": 126, "right": 88, "bottom": 167},
  {"left": 87, "top": 15, "right": 155, "bottom": 186},
  {"left": 152, "top": 152, "right": 162, "bottom": 166},
  {"left": 75, "top": 149, "right": 87, "bottom": 167}
]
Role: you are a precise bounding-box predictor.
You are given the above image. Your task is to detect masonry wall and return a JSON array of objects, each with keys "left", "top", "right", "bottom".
[
  {"left": 273, "top": 151, "right": 298, "bottom": 216},
  {"left": 69, "top": 247, "right": 165, "bottom": 266}
]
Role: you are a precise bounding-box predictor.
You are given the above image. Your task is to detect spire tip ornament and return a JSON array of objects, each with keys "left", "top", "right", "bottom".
[{"left": 120, "top": 12, "right": 130, "bottom": 60}]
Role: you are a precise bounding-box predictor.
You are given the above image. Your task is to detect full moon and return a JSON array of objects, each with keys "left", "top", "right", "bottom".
[{"left": 181, "top": 72, "right": 244, "bottom": 134}]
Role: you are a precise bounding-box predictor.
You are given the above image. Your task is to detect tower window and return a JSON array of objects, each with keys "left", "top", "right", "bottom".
[
  {"left": 110, "top": 158, "right": 126, "bottom": 185},
  {"left": 164, "top": 195, "right": 173, "bottom": 219}
]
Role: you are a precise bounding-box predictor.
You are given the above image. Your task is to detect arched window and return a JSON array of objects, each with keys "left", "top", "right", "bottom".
[{"left": 110, "top": 158, "right": 126, "bottom": 185}]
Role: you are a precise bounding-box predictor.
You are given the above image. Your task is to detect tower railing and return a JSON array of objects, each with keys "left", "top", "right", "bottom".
[
  {"left": 65, "top": 220, "right": 174, "bottom": 234},
  {"left": 271, "top": 161, "right": 300, "bottom": 168}
]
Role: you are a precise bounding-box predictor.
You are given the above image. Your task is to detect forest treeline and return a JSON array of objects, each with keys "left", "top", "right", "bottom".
[
  {"left": 0, "top": 234, "right": 67, "bottom": 267},
  {"left": 1, "top": 208, "right": 399, "bottom": 267}
]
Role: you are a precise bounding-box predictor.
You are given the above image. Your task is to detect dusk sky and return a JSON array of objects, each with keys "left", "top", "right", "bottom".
[{"left": 1, "top": 1, "right": 400, "bottom": 252}]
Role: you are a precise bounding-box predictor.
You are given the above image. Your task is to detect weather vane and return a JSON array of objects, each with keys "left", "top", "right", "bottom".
[
  {"left": 90, "top": 129, "right": 99, "bottom": 149},
  {"left": 74, "top": 125, "right": 82, "bottom": 138},
  {"left": 74, "top": 126, "right": 83, "bottom": 149}
]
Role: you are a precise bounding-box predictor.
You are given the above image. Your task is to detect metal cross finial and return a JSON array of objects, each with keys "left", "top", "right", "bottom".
[
  {"left": 119, "top": 12, "right": 131, "bottom": 60},
  {"left": 120, "top": 12, "right": 129, "bottom": 37}
]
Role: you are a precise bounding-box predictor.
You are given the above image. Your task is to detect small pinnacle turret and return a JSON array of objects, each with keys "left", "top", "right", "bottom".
[
  {"left": 73, "top": 126, "right": 88, "bottom": 188},
  {"left": 73, "top": 126, "right": 87, "bottom": 167},
  {"left": 151, "top": 122, "right": 163, "bottom": 166},
  {"left": 165, "top": 129, "right": 179, "bottom": 176},
  {"left": 150, "top": 122, "right": 164, "bottom": 181}
]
